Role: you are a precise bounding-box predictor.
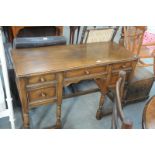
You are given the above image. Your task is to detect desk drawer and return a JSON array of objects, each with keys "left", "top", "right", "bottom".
[
  {"left": 65, "top": 66, "right": 107, "bottom": 78},
  {"left": 28, "top": 74, "right": 56, "bottom": 84},
  {"left": 112, "top": 62, "right": 132, "bottom": 71},
  {"left": 27, "top": 86, "right": 56, "bottom": 102}
]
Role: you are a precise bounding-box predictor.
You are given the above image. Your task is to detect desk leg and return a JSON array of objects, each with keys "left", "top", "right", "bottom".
[
  {"left": 17, "top": 78, "right": 30, "bottom": 128},
  {"left": 95, "top": 79, "right": 108, "bottom": 120},
  {"left": 56, "top": 73, "right": 63, "bottom": 129},
  {"left": 96, "top": 93, "right": 105, "bottom": 120}
]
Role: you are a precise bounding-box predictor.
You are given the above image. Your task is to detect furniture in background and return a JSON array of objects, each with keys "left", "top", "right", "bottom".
[
  {"left": 2, "top": 26, "right": 63, "bottom": 43},
  {"left": 142, "top": 96, "right": 155, "bottom": 129},
  {"left": 11, "top": 26, "right": 63, "bottom": 38},
  {"left": 12, "top": 42, "right": 138, "bottom": 129},
  {"left": 111, "top": 69, "right": 155, "bottom": 129},
  {"left": 80, "top": 26, "right": 119, "bottom": 44},
  {"left": 120, "top": 26, "right": 154, "bottom": 104},
  {"left": 124, "top": 66, "right": 154, "bottom": 104},
  {"left": 123, "top": 26, "right": 145, "bottom": 55},
  {"left": 69, "top": 26, "right": 80, "bottom": 44},
  {"left": 141, "top": 29, "right": 155, "bottom": 77},
  {"left": 111, "top": 70, "right": 133, "bottom": 129},
  {"left": 123, "top": 26, "right": 155, "bottom": 77},
  {"left": 13, "top": 36, "right": 66, "bottom": 49},
  {"left": 0, "top": 28, "right": 15, "bottom": 128}
]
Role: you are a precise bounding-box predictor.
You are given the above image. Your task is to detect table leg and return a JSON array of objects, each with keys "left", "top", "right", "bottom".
[
  {"left": 23, "top": 112, "right": 30, "bottom": 129},
  {"left": 95, "top": 79, "right": 108, "bottom": 120},
  {"left": 17, "top": 78, "right": 30, "bottom": 128},
  {"left": 56, "top": 73, "right": 63, "bottom": 129},
  {"left": 96, "top": 93, "right": 105, "bottom": 120}
]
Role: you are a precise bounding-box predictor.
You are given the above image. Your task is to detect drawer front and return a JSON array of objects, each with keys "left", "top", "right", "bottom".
[
  {"left": 112, "top": 62, "right": 132, "bottom": 71},
  {"left": 65, "top": 66, "right": 107, "bottom": 78},
  {"left": 28, "top": 74, "right": 56, "bottom": 84},
  {"left": 28, "top": 86, "right": 56, "bottom": 102}
]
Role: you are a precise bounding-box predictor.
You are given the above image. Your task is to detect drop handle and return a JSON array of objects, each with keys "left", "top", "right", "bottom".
[
  {"left": 40, "top": 77, "right": 45, "bottom": 82},
  {"left": 41, "top": 92, "right": 47, "bottom": 97},
  {"left": 85, "top": 70, "right": 90, "bottom": 75}
]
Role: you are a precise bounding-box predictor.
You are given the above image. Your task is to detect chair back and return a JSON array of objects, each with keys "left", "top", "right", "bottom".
[
  {"left": 123, "top": 26, "right": 146, "bottom": 55},
  {"left": 80, "top": 26, "right": 119, "bottom": 44},
  {"left": 111, "top": 70, "right": 133, "bottom": 129}
]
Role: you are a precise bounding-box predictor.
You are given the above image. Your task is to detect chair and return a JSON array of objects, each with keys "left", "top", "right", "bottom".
[
  {"left": 69, "top": 26, "right": 80, "bottom": 44},
  {"left": 111, "top": 70, "right": 133, "bottom": 129},
  {"left": 142, "top": 96, "right": 155, "bottom": 129},
  {"left": 123, "top": 26, "right": 155, "bottom": 77},
  {"left": 123, "top": 26, "right": 145, "bottom": 55},
  {"left": 80, "top": 26, "right": 119, "bottom": 44},
  {"left": 140, "top": 29, "right": 155, "bottom": 77}
]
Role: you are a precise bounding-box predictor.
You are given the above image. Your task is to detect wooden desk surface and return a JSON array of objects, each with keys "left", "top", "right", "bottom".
[{"left": 12, "top": 42, "right": 137, "bottom": 77}]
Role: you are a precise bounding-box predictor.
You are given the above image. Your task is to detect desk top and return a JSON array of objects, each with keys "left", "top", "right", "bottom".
[{"left": 12, "top": 42, "right": 137, "bottom": 77}]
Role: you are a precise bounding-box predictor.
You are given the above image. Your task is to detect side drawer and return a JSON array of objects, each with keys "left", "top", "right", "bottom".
[
  {"left": 27, "top": 86, "right": 56, "bottom": 102},
  {"left": 112, "top": 62, "right": 132, "bottom": 71},
  {"left": 27, "top": 73, "right": 56, "bottom": 84}
]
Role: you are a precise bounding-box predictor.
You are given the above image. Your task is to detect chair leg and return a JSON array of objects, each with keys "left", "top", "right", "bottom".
[{"left": 111, "top": 103, "right": 117, "bottom": 129}]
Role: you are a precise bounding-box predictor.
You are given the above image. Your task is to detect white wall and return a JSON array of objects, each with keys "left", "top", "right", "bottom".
[{"left": 147, "top": 26, "right": 155, "bottom": 34}]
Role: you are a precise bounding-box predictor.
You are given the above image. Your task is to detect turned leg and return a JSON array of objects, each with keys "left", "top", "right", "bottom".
[
  {"left": 96, "top": 93, "right": 105, "bottom": 120},
  {"left": 56, "top": 73, "right": 63, "bottom": 129},
  {"left": 23, "top": 112, "right": 30, "bottom": 129},
  {"left": 56, "top": 104, "right": 62, "bottom": 129},
  {"left": 95, "top": 78, "right": 109, "bottom": 120}
]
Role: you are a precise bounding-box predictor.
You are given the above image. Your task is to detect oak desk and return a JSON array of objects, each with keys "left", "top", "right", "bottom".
[{"left": 12, "top": 42, "right": 138, "bottom": 128}]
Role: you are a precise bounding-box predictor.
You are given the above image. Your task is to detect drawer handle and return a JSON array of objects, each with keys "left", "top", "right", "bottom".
[
  {"left": 40, "top": 77, "right": 45, "bottom": 82},
  {"left": 41, "top": 92, "right": 47, "bottom": 97},
  {"left": 122, "top": 65, "right": 126, "bottom": 68},
  {"left": 85, "top": 70, "right": 90, "bottom": 75}
]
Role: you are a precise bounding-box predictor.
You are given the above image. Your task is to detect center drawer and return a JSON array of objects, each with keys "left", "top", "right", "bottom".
[
  {"left": 65, "top": 66, "right": 107, "bottom": 78},
  {"left": 27, "top": 86, "right": 56, "bottom": 102},
  {"left": 27, "top": 73, "right": 56, "bottom": 84}
]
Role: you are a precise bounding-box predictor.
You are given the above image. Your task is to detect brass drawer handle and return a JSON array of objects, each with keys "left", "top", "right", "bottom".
[
  {"left": 40, "top": 77, "right": 45, "bottom": 82},
  {"left": 85, "top": 70, "right": 90, "bottom": 75},
  {"left": 121, "top": 65, "right": 126, "bottom": 68},
  {"left": 41, "top": 92, "right": 47, "bottom": 97}
]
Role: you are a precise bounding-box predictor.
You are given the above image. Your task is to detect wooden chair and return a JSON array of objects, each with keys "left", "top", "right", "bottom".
[
  {"left": 142, "top": 96, "right": 155, "bottom": 129},
  {"left": 123, "top": 26, "right": 155, "bottom": 77},
  {"left": 80, "top": 26, "right": 119, "bottom": 44},
  {"left": 111, "top": 70, "right": 133, "bottom": 129},
  {"left": 140, "top": 31, "right": 155, "bottom": 77},
  {"left": 123, "top": 26, "right": 145, "bottom": 55},
  {"left": 69, "top": 26, "right": 80, "bottom": 44}
]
